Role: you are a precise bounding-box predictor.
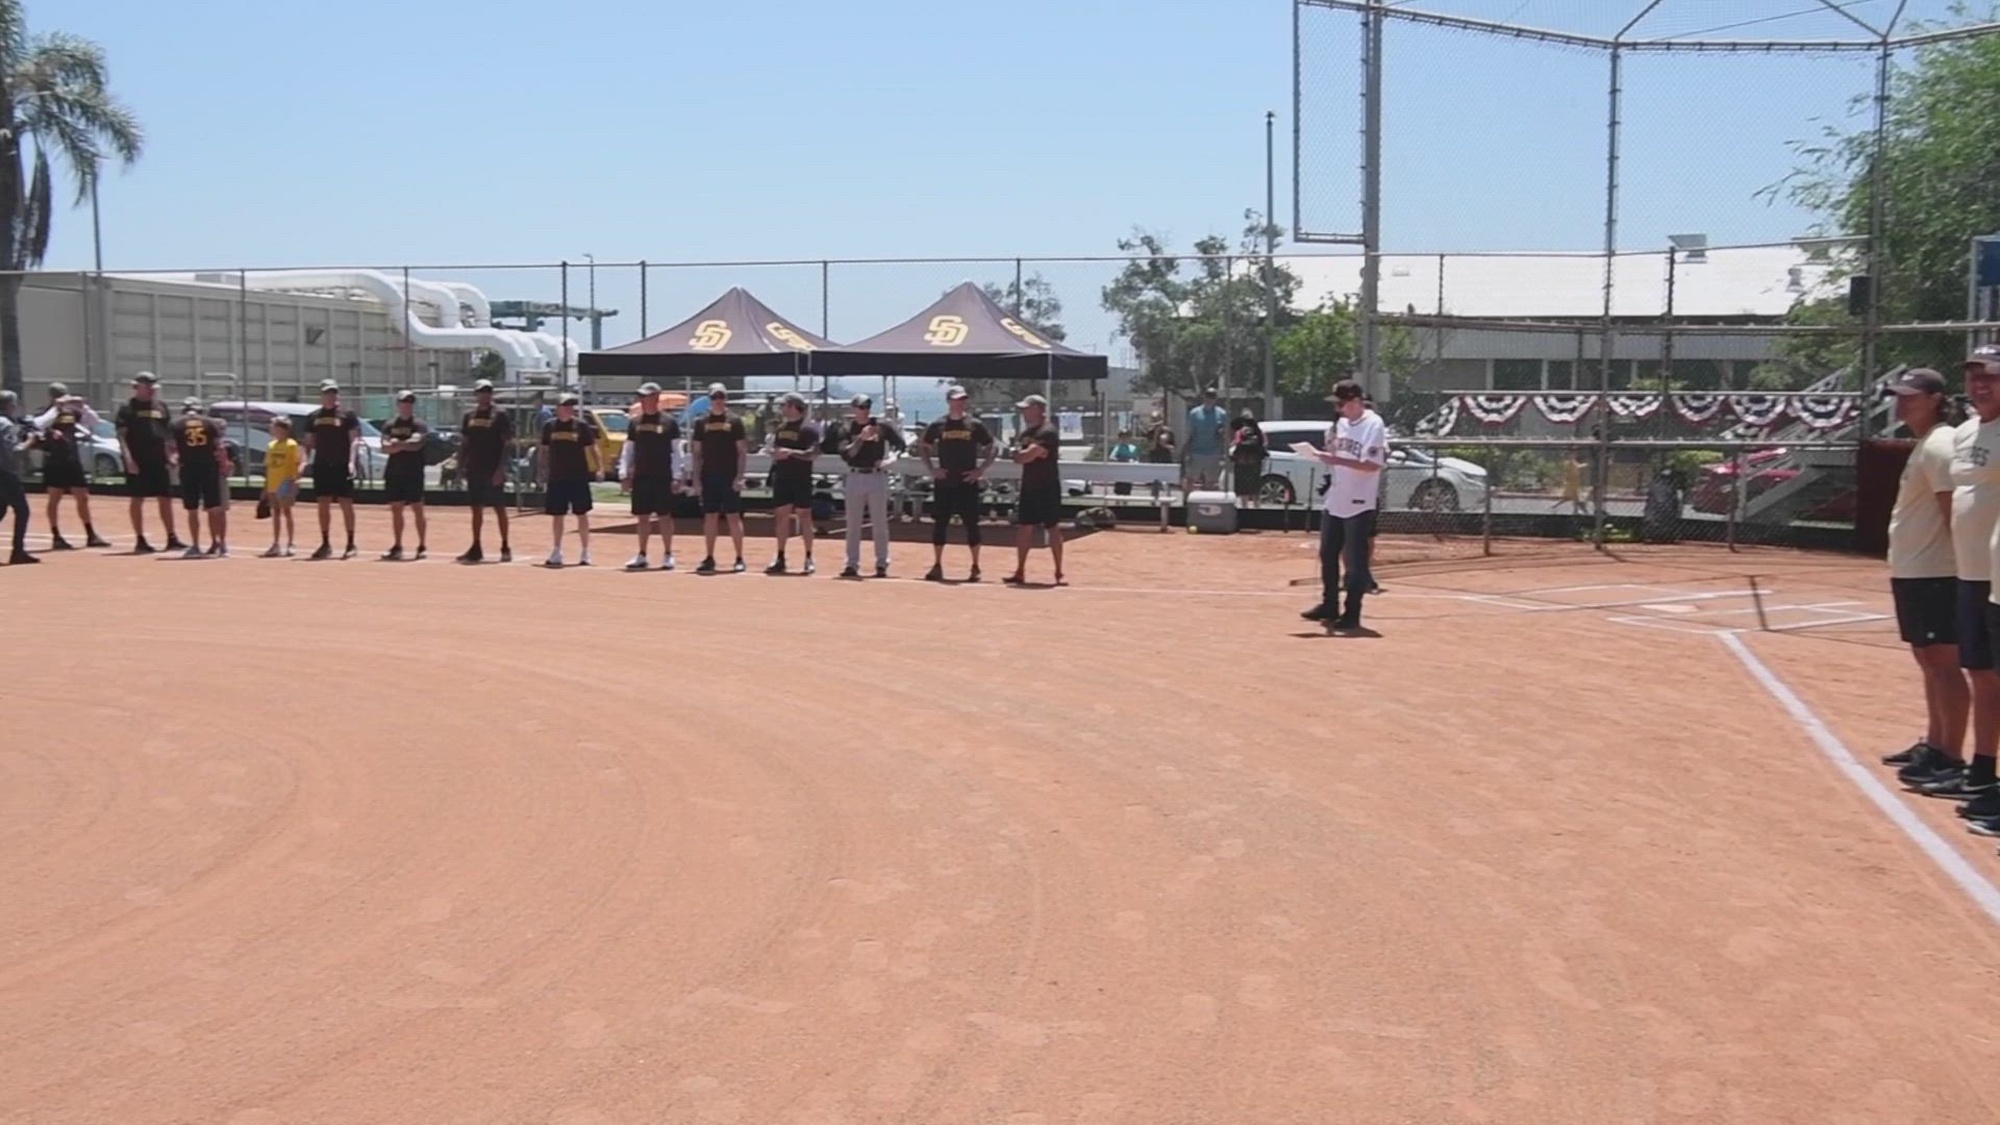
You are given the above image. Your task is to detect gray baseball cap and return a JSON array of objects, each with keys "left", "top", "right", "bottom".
[
  {"left": 1015, "top": 394, "right": 1048, "bottom": 409},
  {"left": 780, "top": 392, "right": 808, "bottom": 409},
  {"left": 1888, "top": 368, "right": 1947, "bottom": 395},
  {"left": 472, "top": 379, "right": 495, "bottom": 392},
  {"left": 945, "top": 385, "right": 969, "bottom": 400},
  {"left": 558, "top": 392, "right": 580, "bottom": 406},
  {"left": 636, "top": 381, "right": 662, "bottom": 395},
  {"left": 181, "top": 396, "right": 202, "bottom": 412},
  {"left": 319, "top": 379, "right": 340, "bottom": 393},
  {"left": 132, "top": 371, "right": 158, "bottom": 386},
  {"left": 849, "top": 393, "right": 872, "bottom": 408}
]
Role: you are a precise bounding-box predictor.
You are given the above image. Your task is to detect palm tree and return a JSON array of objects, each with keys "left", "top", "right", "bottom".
[{"left": 0, "top": 4, "right": 142, "bottom": 396}]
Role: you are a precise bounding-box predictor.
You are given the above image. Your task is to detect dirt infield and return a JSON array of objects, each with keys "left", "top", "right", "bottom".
[{"left": 6, "top": 512, "right": 2000, "bottom": 1123}]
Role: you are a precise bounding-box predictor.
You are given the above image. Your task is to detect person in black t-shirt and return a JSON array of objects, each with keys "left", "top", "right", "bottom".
[
  {"left": 765, "top": 391, "right": 820, "bottom": 575},
  {"left": 919, "top": 385, "right": 996, "bottom": 582},
  {"left": 538, "top": 392, "right": 598, "bottom": 567},
  {"left": 689, "top": 385, "right": 749, "bottom": 574},
  {"left": 619, "top": 381, "right": 684, "bottom": 570},
  {"left": 456, "top": 378, "right": 515, "bottom": 564},
  {"left": 171, "top": 398, "right": 228, "bottom": 557},
  {"left": 301, "top": 379, "right": 363, "bottom": 559},
  {"left": 114, "top": 371, "right": 185, "bottom": 553},
  {"left": 1229, "top": 409, "right": 1268, "bottom": 504},
  {"left": 380, "top": 390, "right": 430, "bottom": 560},
  {"left": 1006, "top": 393, "right": 1066, "bottom": 586},
  {"left": 28, "top": 388, "right": 109, "bottom": 550}
]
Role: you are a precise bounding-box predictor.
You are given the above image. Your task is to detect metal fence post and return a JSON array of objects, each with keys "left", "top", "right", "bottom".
[
  {"left": 639, "top": 260, "right": 648, "bottom": 338},
  {"left": 1482, "top": 468, "right": 1493, "bottom": 556},
  {"left": 1727, "top": 449, "right": 1742, "bottom": 551}
]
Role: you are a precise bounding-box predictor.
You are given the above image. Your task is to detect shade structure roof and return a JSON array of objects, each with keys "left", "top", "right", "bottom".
[
  {"left": 578, "top": 287, "right": 834, "bottom": 379},
  {"left": 810, "top": 282, "right": 1107, "bottom": 381}
]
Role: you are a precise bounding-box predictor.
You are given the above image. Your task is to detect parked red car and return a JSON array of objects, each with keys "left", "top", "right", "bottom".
[{"left": 1690, "top": 448, "right": 1855, "bottom": 521}]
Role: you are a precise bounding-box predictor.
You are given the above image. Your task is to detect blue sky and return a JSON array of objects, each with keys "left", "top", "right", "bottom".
[{"left": 37, "top": 0, "right": 1969, "bottom": 383}]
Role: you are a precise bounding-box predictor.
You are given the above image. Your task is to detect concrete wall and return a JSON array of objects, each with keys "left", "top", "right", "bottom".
[{"left": 23, "top": 274, "right": 473, "bottom": 406}]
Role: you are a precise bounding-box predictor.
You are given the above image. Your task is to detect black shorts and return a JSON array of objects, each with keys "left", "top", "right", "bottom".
[
  {"left": 311, "top": 466, "right": 354, "bottom": 499},
  {"left": 1015, "top": 484, "right": 1063, "bottom": 528},
  {"left": 127, "top": 460, "right": 171, "bottom": 497},
  {"left": 630, "top": 475, "right": 676, "bottom": 517},
  {"left": 383, "top": 470, "right": 425, "bottom": 505},
  {"left": 464, "top": 472, "right": 507, "bottom": 507},
  {"left": 180, "top": 463, "right": 224, "bottom": 511},
  {"left": 1892, "top": 577, "right": 1957, "bottom": 648},
  {"left": 700, "top": 471, "right": 742, "bottom": 515},
  {"left": 770, "top": 472, "right": 813, "bottom": 509},
  {"left": 42, "top": 459, "right": 86, "bottom": 490},
  {"left": 544, "top": 478, "right": 594, "bottom": 516},
  {"left": 1959, "top": 580, "right": 1994, "bottom": 671}
]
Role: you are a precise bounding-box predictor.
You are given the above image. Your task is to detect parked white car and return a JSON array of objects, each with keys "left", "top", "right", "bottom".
[
  {"left": 1251, "top": 420, "right": 1490, "bottom": 511},
  {"left": 23, "top": 417, "right": 125, "bottom": 479},
  {"left": 205, "top": 401, "right": 386, "bottom": 482}
]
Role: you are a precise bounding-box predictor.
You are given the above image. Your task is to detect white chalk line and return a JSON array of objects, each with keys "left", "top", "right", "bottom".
[{"left": 1718, "top": 632, "right": 2000, "bottom": 930}]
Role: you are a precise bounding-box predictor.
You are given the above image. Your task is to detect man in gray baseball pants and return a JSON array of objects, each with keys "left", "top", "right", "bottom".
[{"left": 835, "top": 393, "right": 906, "bottom": 579}]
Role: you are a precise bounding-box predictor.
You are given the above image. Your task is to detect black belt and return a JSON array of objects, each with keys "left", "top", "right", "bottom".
[{"left": 847, "top": 466, "right": 881, "bottom": 474}]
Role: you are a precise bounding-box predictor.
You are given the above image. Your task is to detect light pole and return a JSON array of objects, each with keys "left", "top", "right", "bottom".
[
  {"left": 583, "top": 253, "right": 599, "bottom": 350},
  {"left": 89, "top": 177, "right": 104, "bottom": 273},
  {"left": 1263, "top": 110, "right": 1279, "bottom": 421}
]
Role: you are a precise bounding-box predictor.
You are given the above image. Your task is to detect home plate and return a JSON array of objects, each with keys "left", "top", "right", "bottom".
[{"left": 1640, "top": 603, "right": 1700, "bottom": 614}]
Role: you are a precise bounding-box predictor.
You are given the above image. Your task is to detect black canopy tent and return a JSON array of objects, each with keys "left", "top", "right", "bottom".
[
  {"left": 810, "top": 283, "right": 1108, "bottom": 390},
  {"left": 577, "top": 287, "right": 835, "bottom": 381}
]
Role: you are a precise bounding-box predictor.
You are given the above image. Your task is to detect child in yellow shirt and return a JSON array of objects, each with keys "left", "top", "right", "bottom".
[{"left": 262, "top": 416, "right": 301, "bottom": 557}]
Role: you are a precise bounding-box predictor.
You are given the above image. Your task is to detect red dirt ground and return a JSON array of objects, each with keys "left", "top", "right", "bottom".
[{"left": 4, "top": 511, "right": 1999, "bottom": 1124}]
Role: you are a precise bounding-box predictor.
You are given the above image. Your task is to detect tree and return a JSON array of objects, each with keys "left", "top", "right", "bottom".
[
  {"left": 1771, "top": 6, "right": 2000, "bottom": 383},
  {"left": 1101, "top": 212, "right": 1301, "bottom": 404},
  {"left": 954, "top": 272, "right": 1067, "bottom": 406},
  {"left": 470, "top": 350, "right": 506, "bottom": 384},
  {"left": 0, "top": 9, "right": 142, "bottom": 396}
]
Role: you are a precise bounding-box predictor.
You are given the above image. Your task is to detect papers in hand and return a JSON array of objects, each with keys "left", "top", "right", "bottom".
[{"left": 1289, "top": 441, "right": 1321, "bottom": 458}]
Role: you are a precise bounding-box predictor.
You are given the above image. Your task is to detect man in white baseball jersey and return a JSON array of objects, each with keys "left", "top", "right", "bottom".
[
  {"left": 1879, "top": 368, "right": 1970, "bottom": 793},
  {"left": 1301, "top": 379, "right": 1388, "bottom": 631},
  {"left": 1909, "top": 346, "right": 2000, "bottom": 812}
]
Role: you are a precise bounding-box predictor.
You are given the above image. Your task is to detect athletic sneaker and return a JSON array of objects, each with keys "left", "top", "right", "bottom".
[
  {"left": 661, "top": 552, "right": 675, "bottom": 571},
  {"left": 696, "top": 557, "right": 717, "bottom": 575},
  {"left": 1300, "top": 604, "right": 1332, "bottom": 621},
  {"left": 50, "top": 535, "right": 74, "bottom": 551},
  {"left": 205, "top": 542, "right": 223, "bottom": 557},
  {"left": 875, "top": 564, "right": 889, "bottom": 579},
  {"left": 133, "top": 540, "right": 156, "bottom": 556},
  {"left": 458, "top": 545, "right": 484, "bottom": 564},
  {"left": 625, "top": 554, "right": 650, "bottom": 571},
  {"left": 578, "top": 549, "right": 592, "bottom": 567},
  {"left": 498, "top": 546, "right": 513, "bottom": 564},
  {"left": 182, "top": 545, "right": 203, "bottom": 560},
  {"left": 165, "top": 537, "right": 187, "bottom": 551},
  {"left": 731, "top": 558, "right": 746, "bottom": 573},
  {"left": 85, "top": 532, "right": 111, "bottom": 548},
  {"left": 839, "top": 565, "right": 860, "bottom": 579},
  {"left": 1898, "top": 747, "right": 1961, "bottom": 785},
  {"left": 262, "top": 544, "right": 284, "bottom": 558},
  {"left": 544, "top": 550, "right": 563, "bottom": 569},
  {"left": 1959, "top": 788, "right": 2000, "bottom": 821},
  {"left": 802, "top": 557, "right": 815, "bottom": 575},
  {"left": 414, "top": 546, "right": 427, "bottom": 561},
  {"left": 1967, "top": 816, "right": 2000, "bottom": 838},
  {"left": 925, "top": 564, "right": 945, "bottom": 582},
  {"left": 1917, "top": 773, "right": 1996, "bottom": 800},
  {"left": 1884, "top": 739, "right": 1932, "bottom": 767},
  {"left": 311, "top": 544, "right": 333, "bottom": 561},
  {"left": 382, "top": 546, "right": 404, "bottom": 562},
  {"left": 966, "top": 565, "right": 980, "bottom": 583},
  {"left": 214, "top": 544, "right": 228, "bottom": 559},
  {"left": 342, "top": 543, "right": 357, "bottom": 560},
  {"left": 8, "top": 548, "right": 39, "bottom": 565},
  {"left": 765, "top": 558, "right": 788, "bottom": 575}
]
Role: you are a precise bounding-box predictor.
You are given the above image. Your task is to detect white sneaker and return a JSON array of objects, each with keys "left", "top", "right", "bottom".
[
  {"left": 216, "top": 545, "right": 229, "bottom": 558},
  {"left": 662, "top": 552, "right": 676, "bottom": 571},
  {"left": 284, "top": 544, "right": 295, "bottom": 557},
  {"left": 544, "top": 550, "right": 563, "bottom": 569},
  {"left": 624, "top": 553, "right": 648, "bottom": 571},
  {"left": 578, "top": 549, "right": 592, "bottom": 567}
]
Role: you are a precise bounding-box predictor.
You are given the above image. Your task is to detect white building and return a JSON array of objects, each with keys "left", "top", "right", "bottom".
[{"left": 1278, "top": 244, "right": 1835, "bottom": 392}]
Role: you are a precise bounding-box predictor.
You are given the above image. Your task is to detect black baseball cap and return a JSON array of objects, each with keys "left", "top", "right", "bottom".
[
  {"left": 1327, "top": 380, "right": 1365, "bottom": 403},
  {"left": 1966, "top": 346, "right": 2000, "bottom": 377},
  {"left": 132, "top": 371, "right": 158, "bottom": 386},
  {"left": 636, "top": 381, "right": 662, "bottom": 396},
  {"left": 1888, "top": 368, "right": 1947, "bottom": 395}
]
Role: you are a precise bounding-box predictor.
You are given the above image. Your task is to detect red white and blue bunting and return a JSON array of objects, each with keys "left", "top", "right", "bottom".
[
  {"left": 1530, "top": 394, "right": 1595, "bottom": 424},
  {"left": 1462, "top": 394, "right": 1528, "bottom": 425},
  {"left": 1727, "top": 394, "right": 1788, "bottom": 427},
  {"left": 1605, "top": 394, "right": 1660, "bottom": 419},
  {"left": 1415, "top": 396, "right": 1460, "bottom": 437},
  {"left": 1791, "top": 394, "right": 1857, "bottom": 430},
  {"left": 1669, "top": 393, "right": 1725, "bottom": 423}
]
